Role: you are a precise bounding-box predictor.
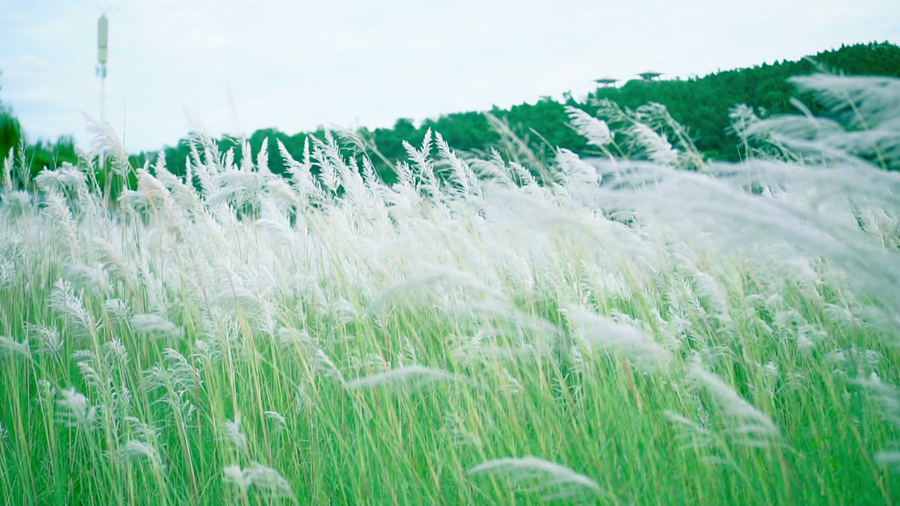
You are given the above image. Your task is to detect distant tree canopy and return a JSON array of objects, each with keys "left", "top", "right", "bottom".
[
  {"left": 581, "top": 41, "right": 900, "bottom": 160},
  {"left": 142, "top": 42, "right": 900, "bottom": 179},
  {"left": 5, "top": 42, "right": 900, "bottom": 190},
  {"left": 0, "top": 71, "right": 79, "bottom": 181},
  {"left": 0, "top": 72, "right": 23, "bottom": 164},
  {"left": 0, "top": 107, "right": 22, "bottom": 162}
]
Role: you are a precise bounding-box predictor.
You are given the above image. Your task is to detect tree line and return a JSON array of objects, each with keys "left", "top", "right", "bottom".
[{"left": 2, "top": 41, "right": 899, "bottom": 187}]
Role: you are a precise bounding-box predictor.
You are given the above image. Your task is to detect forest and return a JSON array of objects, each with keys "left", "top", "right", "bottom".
[
  {"left": 145, "top": 41, "right": 900, "bottom": 181},
  {"left": 2, "top": 41, "right": 899, "bottom": 184}
]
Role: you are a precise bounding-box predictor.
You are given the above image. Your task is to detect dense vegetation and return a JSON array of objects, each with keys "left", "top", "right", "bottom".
[
  {"left": 133, "top": 41, "right": 900, "bottom": 180},
  {"left": 0, "top": 72, "right": 23, "bottom": 164},
  {"left": 0, "top": 72, "right": 79, "bottom": 177},
  {"left": 2, "top": 42, "right": 898, "bottom": 187},
  {"left": 1, "top": 72, "right": 899, "bottom": 506}
]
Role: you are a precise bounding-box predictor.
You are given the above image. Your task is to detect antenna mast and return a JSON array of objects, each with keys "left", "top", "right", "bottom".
[{"left": 96, "top": 14, "right": 108, "bottom": 168}]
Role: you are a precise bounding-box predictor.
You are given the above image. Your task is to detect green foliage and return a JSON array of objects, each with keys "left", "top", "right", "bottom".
[
  {"left": 24, "top": 136, "right": 78, "bottom": 171},
  {"left": 0, "top": 108, "right": 22, "bottom": 163},
  {"left": 5, "top": 42, "right": 900, "bottom": 191},
  {"left": 0, "top": 72, "right": 80, "bottom": 188},
  {"left": 139, "top": 42, "right": 900, "bottom": 179},
  {"left": 586, "top": 41, "right": 900, "bottom": 161},
  {"left": 0, "top": 71, "right": 23, "bottom": 165}
]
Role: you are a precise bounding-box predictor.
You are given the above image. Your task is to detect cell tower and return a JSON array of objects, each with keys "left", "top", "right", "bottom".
[{"left": 97, "top": 14, "right": 108, "bottom": 167}]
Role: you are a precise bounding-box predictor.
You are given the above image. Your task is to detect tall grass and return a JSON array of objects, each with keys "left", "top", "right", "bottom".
[{"left": 1, "top": 74, "right": 899, "bottom": 506}]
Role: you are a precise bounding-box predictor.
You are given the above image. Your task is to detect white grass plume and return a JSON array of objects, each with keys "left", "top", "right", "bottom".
[
  {"left": 277, "top": 138, "right": 320, "bottom": 199},
  {"left": 42, "top": 193, "right": 80, "bottom": 258},
  {"left": 74, "top": 358, "right": 107, "bottom": 391},
  {"left": 790, "top": 74, "right": 900, "bottom": 128},
  {"left": 278, "top": 327, "right": 319, "bottom": 353},
  {"left": 469, "top": 456, "right": 606, "bottom": 502},
  {"left": 850, "top": 376, "right": 900, "bottom": 474},
  {"left": 449, "top": 299, "right": 562, "bottom": 344},
  {"left": 34, "top": 166, "right": 89, "bottom": 195},
  {"left": 564, "top": 305, "right": 671, "bottom": 368},
  {"left": 131, "top": 313, "right": 185, "bottom": 340},
  {"left": 0, "top": 259, "right": 14, "bottom": 290},
  {"left": 1, "top": 190, "right": 31, "bottom": 219},
  {"left": 1, "top": 147, "right": 12, "bottom": 189},
  {"left": 688, "top": 364, "right": 779, "bottom": 441},
  {"left": 436, "top": 131, "right": 480, "bottom": 197},
  {"left": 664, "top": 410, "right": 717, "bottom": 452},
  {"left": 117, "top": 440, "right": 164, "bottom": 469},
  {"left": 56, "top": 388, "right": 98, "bottom": 431},
  {"left": 105, "top": 298, "right": 133, "bottom": 324},
  {"left": 264, "top": 410, "right": 288, "bottom": 435},
  {"left": 94, "top": 239, "right": 132, "bottom": 282},
  {"left": 369, "top": 267, "right": 506, "bottom": 312},
  {"left": 255, "top": 202, "right": 295, "bottom": 249},
  {"left": 629, "top": 123, "right": 679, "bottom": 164},
  {"left": 26, "top": 324, "right": 63, "bottom": 357},
  {"left": 451, "top": 343, "right": 545, "bottom": 365},
  {"left": 210, "top": 285, "right": 260, "bottom": 311},
  {"left": 49, "top": 279, "right": 94, "bottom": 341},
  {"left": 566, "top": 106, "right": 612, "bottom": 148},
  {"left": 63, "top": 263, "right": 110, "bottom": 295},
  {"left": 403, "top": 128, "right": 436, "bottom": 191},
  {"left": 853, "top": 376, "right": 900, "bottom": 430},
  {"left": 876, "top": 451, "right": 900, "bottom": 473},
  {"left": 223, "top": 462, "right": 297, "bottom": 503},
  {"left": 0, "top": 335, "right": 31, "bottom": 360},
  {"left": 143, "top": 348, "right": 202, "bottom": 393},
  {"left": 344, "top": 365, "right": 462, "bottom": 391},
  {"left": 221, "top": 412, "right": 249, "bottom": 454},
  {"left": 312, "top": 349, "right": 345, "bottom": 384},
  {"left": 84, "top": 115, "right": 131, "bottom": 178}
]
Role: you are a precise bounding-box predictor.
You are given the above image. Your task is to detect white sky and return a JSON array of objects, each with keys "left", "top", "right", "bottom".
[{"left": 0, "top": 0, "right": 897, "bottom": 153}]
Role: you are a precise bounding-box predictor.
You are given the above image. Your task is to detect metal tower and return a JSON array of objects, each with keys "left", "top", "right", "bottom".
[{"left": 97, "top": 15, "right": 108, "bottom": 168}]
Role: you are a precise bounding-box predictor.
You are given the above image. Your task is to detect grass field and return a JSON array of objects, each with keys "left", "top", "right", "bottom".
[{"left": 1, "top": 74, "right": 899, "bottom": 506}]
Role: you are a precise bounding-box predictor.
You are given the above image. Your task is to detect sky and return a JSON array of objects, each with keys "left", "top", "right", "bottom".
[{"left": 0, "top": 0, "right": 898, "bottom": 153}]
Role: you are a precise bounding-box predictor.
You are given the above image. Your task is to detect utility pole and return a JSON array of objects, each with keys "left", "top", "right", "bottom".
[{"left": 96, "top": 14, "right": 108, "bottom": 168}]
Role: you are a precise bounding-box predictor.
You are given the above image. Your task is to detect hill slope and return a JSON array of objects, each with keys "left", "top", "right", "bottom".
[
  {"left": 3, "top": 42, "right": 899, "bottom": 187},
  {"left": 146, "top": 42, "right": 900, "bottom": 180}
]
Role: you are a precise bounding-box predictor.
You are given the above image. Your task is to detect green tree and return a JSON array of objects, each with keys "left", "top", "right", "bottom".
[
  {"left": 147, "top": 42, "right": 900, "bottom": 177},
  {"left": 0, "top": 71, "right": 23, "bottom": 171}
]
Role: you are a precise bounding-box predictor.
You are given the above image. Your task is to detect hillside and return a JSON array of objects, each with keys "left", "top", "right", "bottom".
[
  {"left": 140, "top": 41, "right": 900, "bottom": 180},
  {"left": 2, "top": 42, "right": 899, "bottom": 185}
]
